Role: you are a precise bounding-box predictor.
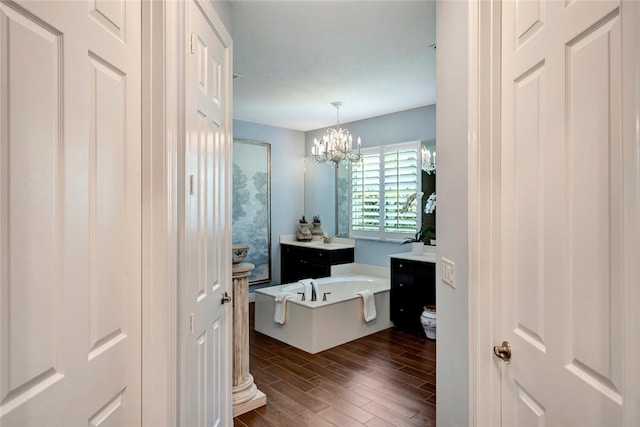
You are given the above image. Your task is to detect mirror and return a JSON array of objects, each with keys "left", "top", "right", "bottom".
[
  {"left": 304, "top": 158, "right": 338, "bottom": 237},
  {"left": 421, "top": 138, "right": 436, "bottom": 244}
]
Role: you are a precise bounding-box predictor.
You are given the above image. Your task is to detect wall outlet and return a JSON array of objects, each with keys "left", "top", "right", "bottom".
[{"left": 441, "top": 257, "right": 456, "bottom": 288}]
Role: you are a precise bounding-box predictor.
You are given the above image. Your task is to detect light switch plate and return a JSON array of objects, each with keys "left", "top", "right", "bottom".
[{"left": 441, "top": 257, "right": 456, "bottom": 288}]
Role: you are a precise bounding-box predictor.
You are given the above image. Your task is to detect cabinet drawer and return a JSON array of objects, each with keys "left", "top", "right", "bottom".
[
  {"left": 391, "top": 258, "right": 417, "bottom": 274},
  {"left": 330, "top": 248, "right": 355, "bottom": 265},
  {"left": 308, "top": 248, "right": 328, "bottom": 263},
  {"left": 391, "top": 272, "right": 415, "bottom": 288}
]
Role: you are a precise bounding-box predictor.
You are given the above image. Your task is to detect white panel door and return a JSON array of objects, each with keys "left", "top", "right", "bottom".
[
  {"left": 0, "top": 0, "right": 141, "bottom": 425},
  {"left": 499, "top": 0, "right": 637, "bottom": 425},
  {"left": 183, "top": 0, "right": 232, "bottom": 426}
]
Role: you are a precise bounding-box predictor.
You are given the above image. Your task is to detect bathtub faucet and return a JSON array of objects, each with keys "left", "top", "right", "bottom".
[{"left": 310, "top": 280, "right": 318, "bottom": 302}]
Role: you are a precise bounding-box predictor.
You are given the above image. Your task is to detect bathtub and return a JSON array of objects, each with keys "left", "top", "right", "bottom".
[{"left": 254, "top": 271, "right": 393, "bottom": 354}]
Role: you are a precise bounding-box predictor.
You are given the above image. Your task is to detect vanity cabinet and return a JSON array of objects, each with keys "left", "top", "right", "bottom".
[
  {"left": 390, "top": 256, "right": 436, "bottom": 334},
  {"left": 281, "top": 244, "right": 354, "bottom": 284}
]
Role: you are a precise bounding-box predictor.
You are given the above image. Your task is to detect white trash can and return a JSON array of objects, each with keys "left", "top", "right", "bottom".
[{"left": 420, "top": 305, "right": 436, "bottom": 339}]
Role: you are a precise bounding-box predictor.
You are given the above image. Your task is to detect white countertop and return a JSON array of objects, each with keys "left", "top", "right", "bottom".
[
  {"left": 280, "top": 235, "right": 355, "bottom": 250},
  {"left": 389, "top": 250, "right": 437, "bottom": 263}
]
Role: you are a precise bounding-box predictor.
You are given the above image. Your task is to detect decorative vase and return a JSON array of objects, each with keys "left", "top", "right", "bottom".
[
  {"left": 311, "top": 222, "right": 324, "bottom": 238},
  {"left": 232, "top": 244, "right": 249, "bottom": 264},
  {"left": 296, "top": 223, "right": 313, "bottom": 241},
  {"left": 421, "top": 305, "right": 437, "bottom": 339},
  {"left": 411, "top": 242, "right": 424, "bottom": 255}
]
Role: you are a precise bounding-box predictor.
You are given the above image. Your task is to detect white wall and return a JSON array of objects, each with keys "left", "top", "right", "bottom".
[
  {"left": 435, "top": 1, "right": 470, "bottom": 426},
  {"left": 304, "top": 105, "right": 437, "bottom": 265},
  {"left": 233, "top": 120, "right": 305, "bottom": 286}
]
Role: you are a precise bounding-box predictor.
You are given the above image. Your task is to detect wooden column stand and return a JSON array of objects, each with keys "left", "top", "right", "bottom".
[{"left": 231, "top": 262, "right": 266, "bottom": 417}]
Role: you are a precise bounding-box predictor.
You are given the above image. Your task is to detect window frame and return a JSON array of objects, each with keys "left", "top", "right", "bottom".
[{"left": 349, "top": 140, "right": 423, "bottom": 241}]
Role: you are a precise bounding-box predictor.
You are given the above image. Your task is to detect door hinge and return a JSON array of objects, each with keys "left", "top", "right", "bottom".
[
  {"left": 189, "top": 313, "right": 194, "bottom": 334},
  {"left": 190, "top": 33, "right": 196, "bottom": 54},
  {"left": 189, "top": 174, "right": 195, "bottom": 195}
]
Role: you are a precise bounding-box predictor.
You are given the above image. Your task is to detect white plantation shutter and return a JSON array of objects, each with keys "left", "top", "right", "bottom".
[
  {"left": 350, "top": 141, "right": 420, "bottom": 240},
  {"left": 384, "top": 147, "right": 419, "bottom": 233},
  {"left": 351, "top": 152, "right": 381, "bottom": 231}
]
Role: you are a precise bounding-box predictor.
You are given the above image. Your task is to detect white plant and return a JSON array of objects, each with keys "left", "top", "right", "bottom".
[{"left": 424, "top": 192, "right": 436, "bottom": 214}]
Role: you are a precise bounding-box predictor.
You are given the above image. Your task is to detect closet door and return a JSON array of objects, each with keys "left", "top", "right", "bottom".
[
  {"left": 1, "top": 0, "right": 142, "bottom": 426},
  {"left": 497, "top": 1, "right": 638, "bottom": 425}
]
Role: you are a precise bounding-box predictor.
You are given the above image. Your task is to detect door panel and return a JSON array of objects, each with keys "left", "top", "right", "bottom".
[
  {"left": 0, "top": 0, "right": 141, "bottom": 425},
  {"left": 501, "top": 1, "right": 629, "bottom": 425},
  {"left": 1, "top": 2, "right": 64, "bottom": 407},
  {"left": 566, "top": 14, "right": 623, "bottom": 401}
]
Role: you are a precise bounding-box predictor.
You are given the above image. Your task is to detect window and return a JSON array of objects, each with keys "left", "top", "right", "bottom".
[{"left": 350, "top": 141, "right": 421, "bottom": 240}]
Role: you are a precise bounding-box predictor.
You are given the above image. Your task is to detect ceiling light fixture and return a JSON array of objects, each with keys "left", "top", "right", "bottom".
[{"left": 311, "top": 102, "right": 361, "bottom": 166}]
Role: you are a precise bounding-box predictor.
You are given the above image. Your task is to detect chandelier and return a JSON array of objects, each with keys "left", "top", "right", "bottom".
[
  {"left": 311, "top": 102, "right": 362, "bottom": 166},
  {"left": 421, "top": 146, "right": 436, "bottom": 174}
]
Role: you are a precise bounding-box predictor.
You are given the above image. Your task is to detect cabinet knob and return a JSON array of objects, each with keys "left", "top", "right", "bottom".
[{"left": 399, "top": 283, "right": 404, "bottom": 287}]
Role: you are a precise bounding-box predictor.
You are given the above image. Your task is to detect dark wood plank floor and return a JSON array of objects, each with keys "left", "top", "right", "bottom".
[{"left": 234, "top": 303, "right": 436, "bottom": 427}]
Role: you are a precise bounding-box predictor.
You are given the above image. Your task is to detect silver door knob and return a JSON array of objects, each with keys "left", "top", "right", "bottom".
[{"left": 493, "top": 341, "right": 511, "bottom": 364}]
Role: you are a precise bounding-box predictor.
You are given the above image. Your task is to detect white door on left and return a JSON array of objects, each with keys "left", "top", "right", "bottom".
[{"left": 0, "top": 0, "right": 142, "bottom": 425}]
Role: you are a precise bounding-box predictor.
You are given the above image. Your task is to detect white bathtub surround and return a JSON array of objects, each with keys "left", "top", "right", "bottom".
[
  {"left": 356, "top": 289, "right": 377, "bottom": 322},
  {"left": 274, "top": 292, "right": 295, "bottom": 324},
  {"left": 331, "top": 262, "right": 389, "bottom": 279},
  {"left": 231, "top": 262, "right": 266, "bottom": 416},
  {"left": 255, "top": 269, "right": 392, "bottom": 354}
]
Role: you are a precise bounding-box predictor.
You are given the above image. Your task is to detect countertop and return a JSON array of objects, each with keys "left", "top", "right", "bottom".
[
  {"left": 280, "top": 235, "right": 355, "bottom": 251},
  {"left": 389, "top": 250, "right": 437, "bottom": 263}
]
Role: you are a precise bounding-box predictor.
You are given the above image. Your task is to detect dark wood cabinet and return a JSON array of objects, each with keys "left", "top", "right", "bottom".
[
  {"left": 390, "top": 257, "right": 436, "bottom": 334},
  {"left": 280, "top": 244, "right": 354, "bottom": 284}
]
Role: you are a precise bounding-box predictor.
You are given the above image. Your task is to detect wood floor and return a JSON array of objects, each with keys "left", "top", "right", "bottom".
[{"left": 233, "top": 303, "right": 436, "bottom": 427}]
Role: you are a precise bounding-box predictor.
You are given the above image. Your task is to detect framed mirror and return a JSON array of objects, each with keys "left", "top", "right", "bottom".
[{"left": 232, "top": 138, "right": 271, "bottom": 284}]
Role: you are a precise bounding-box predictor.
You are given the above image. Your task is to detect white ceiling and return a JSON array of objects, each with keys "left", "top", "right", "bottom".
[{"left": 231, "top": 0, "right": 436, "bottom": 132}]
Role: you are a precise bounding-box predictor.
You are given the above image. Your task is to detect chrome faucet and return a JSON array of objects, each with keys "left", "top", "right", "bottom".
[{"left": 310, "top": 280, "right": 317, "bottom": 301}]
